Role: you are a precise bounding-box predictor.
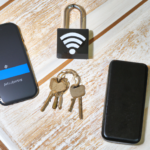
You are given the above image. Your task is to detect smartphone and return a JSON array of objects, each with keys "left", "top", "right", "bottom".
[
  {"left": 0, "top": 23, "right": 38, "bottom": 105},
  {"left": 102, "top": 60, "right": 148, "bottom": 144}
]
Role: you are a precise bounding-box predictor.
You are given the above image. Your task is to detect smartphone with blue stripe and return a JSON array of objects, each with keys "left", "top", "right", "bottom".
[{"left": 0, "top": 23, "right": 38, "bottom": 105}]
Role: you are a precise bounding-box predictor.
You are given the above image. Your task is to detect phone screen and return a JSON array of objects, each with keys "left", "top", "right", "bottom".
[{"left": 0, "top": 23, "right": 37, "bottom": 104}]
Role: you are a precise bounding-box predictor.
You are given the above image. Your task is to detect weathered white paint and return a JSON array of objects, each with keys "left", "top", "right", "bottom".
[
  {"left": 0, "top": 128, "right": 19, "bottom": 150},
  {"left": 1, "top": 0, "right": 150, "bottom": 149},
  {"left": 0, "top": 0, "right": 8, "bottom": 7},
  {"left": 36, "top": 0, "right": 142, "bottom": 82}
]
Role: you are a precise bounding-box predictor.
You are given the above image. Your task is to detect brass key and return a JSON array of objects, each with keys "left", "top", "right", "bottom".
[
  {"left": 52, "top": 93, "right": 59, "bottom": 109},
  {"left": 41, "top": 78, "right": 69, "bottom": 111},
  {"left": 68, "top": 98, "right": 76, "bottom": 112},
  {"left": 69, "top": 84, "right": 85, "bottom": 119},
  {"left": 58, "top": 92, "right": 63, "bottom": 109},
  {"left": 41, "top": 91, "right": 54, "bottom": 112},
  {"left": 78, "top": 97, "right": 83, "bottom": 119}
]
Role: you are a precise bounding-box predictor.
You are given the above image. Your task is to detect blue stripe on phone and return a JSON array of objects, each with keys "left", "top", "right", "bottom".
[{"left": 0, "top": 63, "right": 30, "bottom": 80}]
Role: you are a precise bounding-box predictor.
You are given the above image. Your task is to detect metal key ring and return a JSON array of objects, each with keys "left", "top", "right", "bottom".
[{"left": 57, "top": 69, "right": 80, "bottom": 87}]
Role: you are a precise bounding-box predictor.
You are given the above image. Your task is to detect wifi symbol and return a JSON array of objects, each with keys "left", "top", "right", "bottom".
[{"left": 60, "top": 32, "right": 86, "bottom": 55}]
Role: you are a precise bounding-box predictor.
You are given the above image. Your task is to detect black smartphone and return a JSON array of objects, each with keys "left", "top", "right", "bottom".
[
  {"left": 0, "top": 23, "right": 38, "bottom": 105},
  {"left": 102, "top": 60, "right": 148, "bottom": 144}
]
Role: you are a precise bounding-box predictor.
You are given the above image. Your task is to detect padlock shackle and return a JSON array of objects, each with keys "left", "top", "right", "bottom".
[{"left": 64, "top": 4, "right": 86, "bottom": 29}]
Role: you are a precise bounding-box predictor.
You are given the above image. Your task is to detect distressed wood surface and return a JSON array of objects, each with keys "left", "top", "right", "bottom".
[
  {"left": 0, "top": 141, "right": 8, "bottom": 150},
  {"left": 1, "top": 0, "right": 150, "bottom": 149}
]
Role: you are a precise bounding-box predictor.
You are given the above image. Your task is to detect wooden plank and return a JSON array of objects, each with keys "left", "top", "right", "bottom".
[
  {"left": 0, "top": 140, "right": 8, "bottom": 150},
  {"left": 0, "top": 0, "right": 109, "bottom": 149},
  {"left": 0, "top": 128, "right": 19, "bottom": 150},
  {"left": 0, "top": 0, "right": 9, "bottom": 6},
  {"left": 36, "top": 4, "right": 150, "bottom": 149},
  {"left": 0, "top": 0, "right": 14, "bottom": 11},
  {"left": 36, "top": 0, "right": 142, "bottom": 82},
  {"left": 0, "top": 0, "right": 108, "bottom": 81},
  {"left": 1, "top": 0, "right": 150, "bottom": 149}
]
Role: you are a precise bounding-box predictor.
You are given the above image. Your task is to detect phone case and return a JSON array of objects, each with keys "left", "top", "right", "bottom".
[
  {"left": 0, "top": 23, "right": 38, "bottom": 105},
  {"left": 102, "top": 60, "right": 148, "bottom": 144}
]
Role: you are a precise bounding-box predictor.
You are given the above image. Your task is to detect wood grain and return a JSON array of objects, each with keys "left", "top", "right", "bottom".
[
  {"left": 0, "top": 0, "right": 108, "bottom": 149},
  {"left": 38, "top": 0, "right": 147, "bottom": 87},
  {"left": 0, "top": 0, "right": 108, "bottom": 78},
  {"left": 0, "top": 0, "right": 14, "bottom": 11},
  {"left": 1, "top": 0, "right": 150, "bottom": 149},
  {"left": 0, "top": 141, "right": 8, "bottom": 150}
]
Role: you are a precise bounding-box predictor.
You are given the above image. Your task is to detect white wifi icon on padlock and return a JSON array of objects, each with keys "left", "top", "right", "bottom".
[{"left": 60, "top": 32, "right": 86, "bottom": 55}]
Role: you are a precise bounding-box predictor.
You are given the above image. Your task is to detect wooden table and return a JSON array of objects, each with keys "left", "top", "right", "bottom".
[{"left": 0, "top": 0, "right": 150, "bottom": 149}]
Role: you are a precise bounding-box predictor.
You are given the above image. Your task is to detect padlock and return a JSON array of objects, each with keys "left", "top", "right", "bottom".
[{"left": 57, "top": 4, "right": 89, "bottom": 59}]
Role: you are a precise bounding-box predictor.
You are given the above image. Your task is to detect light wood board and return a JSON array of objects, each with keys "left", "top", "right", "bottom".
[{"left": 1, "top": 0, "right": 150, "bottom": 149}]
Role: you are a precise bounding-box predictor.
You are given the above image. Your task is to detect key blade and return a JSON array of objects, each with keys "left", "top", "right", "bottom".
[
  {"left": 78, "top": 97, "right": 83, "bottom": 119},
  {"left": 52, "top": 94, "right": 59, "bottom": 109},
  {"left": 41, "top": 92, "right": 53, "bottom": 112},
  {"left": 68, "top": 98, "right": 76, "bottom": 112},
  {"left": 58, "top": 94, "right": 63, "bottom": 109}
]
